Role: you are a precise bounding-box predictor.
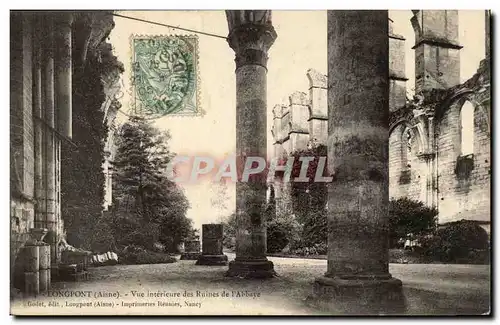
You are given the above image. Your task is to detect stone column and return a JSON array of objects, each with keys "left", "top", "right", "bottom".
[
  {"left": 225, "top": 10, "right": 277, "bottom": 278},
  {"left": 42, "top": 14, "right": 58, "bottom": 266},
  {"left": 33, "top": 14, "right": 46, "bottom": 230},
  {"left": 196, "top": 224, "right": 228, "bottom": 266},
  {"left": 313, "top": 11, "right": 404, "bottom": 314},
  {"left": 54, "top": 12, "right": 73, "bottom": 139}
]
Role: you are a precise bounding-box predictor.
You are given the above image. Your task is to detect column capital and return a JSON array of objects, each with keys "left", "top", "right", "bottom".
[
  {"left": 53, "top": 12, "right": 74, "bottom": 28},
  {"left": 226, "top": 17, "right": 277, "bottom": 69}
]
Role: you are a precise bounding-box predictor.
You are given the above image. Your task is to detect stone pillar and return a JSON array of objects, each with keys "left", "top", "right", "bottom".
[
  {"left": 33, "top": 14, "right": 46, "bottom": 230},
  {"left": 42, "top": 14, "right": 58, "bottom": 266},
  {"left": 54, "top": 12, "right": 73, "bottom": 139},
  {"left": 196, "top": 224, "right": 228, "bottom": 266},
  {"left": 313, "top": 11, "right": 404, "bottom": 314},
  {"left": 180, "top": 240, "right": 201, "bottom": 260},
  {"left": 225, "top": 10, "right": 277, "bottom": 278}
]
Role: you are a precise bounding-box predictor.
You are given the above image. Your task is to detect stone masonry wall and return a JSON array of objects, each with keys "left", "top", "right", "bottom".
[
  {"left": 436, "top": 93, "right": 490, "bottom": 227},
  {"left": 389, "top": 62, "right": 491, "bottom": 229},
  {"left": 277, "top": 65, "right": 490, "bottom": 230},
  {"left": 10, "top": 13, "right": 35, "bottom": 273}
]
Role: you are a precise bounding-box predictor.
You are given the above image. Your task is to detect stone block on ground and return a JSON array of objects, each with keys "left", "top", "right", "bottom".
[
  {"left": 196, "top": 224, "right": 227, "bottom": 266},
  {"left": 180, "top": 252, "right": 201, "bottom": 260}
]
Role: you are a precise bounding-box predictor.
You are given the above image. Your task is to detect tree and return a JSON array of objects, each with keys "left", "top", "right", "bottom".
[
  {"left": 111, "top": 116, "right": 193, "bottom": 252},
  {"left": 388, "top": 197, "right": 438, "bottom": 248},
  {"left": 210, "top": 179, "right": 230, "bottom": 221},
  {"left": 220, "top": 212, "right": 237, "bottom": 250}
]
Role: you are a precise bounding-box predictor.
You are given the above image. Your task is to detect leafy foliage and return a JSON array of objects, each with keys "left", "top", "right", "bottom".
[
  {"left": 420, "top": 220, "right": 490, "bottom": 263},
  {"left": 289, "top": 145, "right": 329, "bottom": 248},
  {"left": 111, "top": 116, "right": 194, "bottom": 252},
  {"left": 61, "top": 51, "right": 111, "bottom": 251},
  {"left": 388, "top": 197, "right": 438, "bottom": 247},
  {"left": 265, "top": 184, "right": 302, "bottom": 253},
  {"left": 267, "top": 212, "right": 302, "bottom": 253},
  {"left": 220, "top": 212, "right": 236, "bottom": 250},
  {"left": 119, "top": 245, "right": 177, "bottom": 265}
]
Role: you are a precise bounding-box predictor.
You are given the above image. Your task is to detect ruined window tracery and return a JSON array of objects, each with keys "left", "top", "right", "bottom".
[
  {"left": 403, "top": 127, "right": 412, "bottom": 169},
  {"left": 461, "top": 101, "right": 474, "bottom": 156}
]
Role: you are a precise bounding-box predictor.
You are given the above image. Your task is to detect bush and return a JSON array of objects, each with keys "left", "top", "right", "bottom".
[
  {"left": 267, "top": 223, "right": 290, "bottom": 253},
  {"left": 389, "top": 198, "right": 438, "bottom": 248},
  {"left": 267, "top": 213, "right": 302, "bottom": 253},
  {"left": 119, "top": 246, "right": 176, "bottom": 265},
  {"left": 421, "top": 220, "right": 490, "bottom": 263},
  {"left": 289, "top": 242, "right": 327, "bottom": 256}
]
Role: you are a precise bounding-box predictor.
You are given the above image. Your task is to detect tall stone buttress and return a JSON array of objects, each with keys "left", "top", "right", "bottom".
[
  {"left": 313, "top": 11, "right": 404, "bottom": 314},
  {"left": 389, "top": 17, "right": 408, "bottom": 112},
  {"left": 225, "top": 10, "right": 277, "bottom": 278},
  {"left": 411, "top": 10, "right": 462, "bottom": 93}
]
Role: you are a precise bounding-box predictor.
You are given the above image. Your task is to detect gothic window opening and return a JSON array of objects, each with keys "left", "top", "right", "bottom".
[
  {"left": 399, "top": 126, "right": 412, "bottom": 185},
  {"left": 455, "top": 101, "right": 475, "bottom": 179},
  {"left": 461, "top": 101, "right": 475, "bottom": 156},
  {"left": 403, "top": 127, "right": 413, "bottom": 169}
]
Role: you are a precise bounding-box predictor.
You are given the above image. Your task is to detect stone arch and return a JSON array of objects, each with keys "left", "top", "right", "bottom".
[
  {"left": 390, "top": 119, "right": 425, "bottom": 155},
  {"left": 389, "top": 118, "right": 409, "bottom": 134},
  {"left": 467, "top": 96, "right": 491, "bottom": 136},
  {"left": 412, "top": 118, "right": 427, "bottom": 154},
  {"left": 438, "top": 89, "right": 491, "bottom": 155}
]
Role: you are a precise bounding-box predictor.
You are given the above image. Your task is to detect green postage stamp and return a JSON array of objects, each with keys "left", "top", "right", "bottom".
[{"left": 131, "top": 35, "right": 201, "bottom": 118}]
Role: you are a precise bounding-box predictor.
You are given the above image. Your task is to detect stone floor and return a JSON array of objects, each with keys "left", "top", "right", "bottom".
[{"left": 10, "top": 253, "right": 491, "bottom": 316}]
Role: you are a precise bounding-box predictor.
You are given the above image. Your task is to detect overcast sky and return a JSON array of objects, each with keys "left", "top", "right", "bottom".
[{"left": 110, "top": 10, "right": 486, "bottom": 231}]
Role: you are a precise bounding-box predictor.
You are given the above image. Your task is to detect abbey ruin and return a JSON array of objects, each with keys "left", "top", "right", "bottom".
[{"left": 271, "top": 10, "right": 491, "bottom": 234}]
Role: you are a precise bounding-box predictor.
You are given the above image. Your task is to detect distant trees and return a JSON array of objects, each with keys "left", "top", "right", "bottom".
[
  {"left": 220, "top": 212, "right": 237, "bottom": 251},
  {"left": 108, "top": 116, "right": 194, "bottom": 253}
]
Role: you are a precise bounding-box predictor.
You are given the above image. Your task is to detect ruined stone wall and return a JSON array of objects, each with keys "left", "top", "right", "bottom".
[
  {"left": 272, "top": 68, "right": 328, "bottom": 157},
  {"left": 389, "top": 60, "right": 491, "bottom": 229},
  {"left": 10, "top": 13, "right": 36, "bottom": 272},
  {"left": 10, "top": 12, "right": 122, "bottom": 280},
  {"left": 389, "top": 123, "right": 428, "bottom": 203},
  {"left": 435, "top": 88, "right": 490, "bottom": 229},
  {"left": 271, "top": 69, "right": 327, "bottom": 217},
  {"left": 388, "top": 10, "right": 490, "bottom": 230}
]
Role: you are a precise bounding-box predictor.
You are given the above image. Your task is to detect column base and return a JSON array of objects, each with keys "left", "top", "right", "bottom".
[
  {"left": 195, "top": 254, "right": 228, "bottom": 266},
  {"left": 180, "top": 252, "right": 201, "bottom": 260},
  {"left": 225, "top": 259, "right": 276, "bottom": 279},
  {"left": 310, "top": 275, "right": 406, "bottom": 315},
  {"left": 50, "top": 265, "right": 59, "bottom": 282}
]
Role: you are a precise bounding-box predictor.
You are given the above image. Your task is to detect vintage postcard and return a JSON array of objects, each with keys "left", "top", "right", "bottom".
[{"left": 9, "top": 9, "right": 491, "bottom": 316}]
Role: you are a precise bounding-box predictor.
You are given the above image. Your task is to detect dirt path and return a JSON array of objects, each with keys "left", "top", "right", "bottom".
[{"left": 11, "top": 254, "right": 490, "bottom": 315}]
